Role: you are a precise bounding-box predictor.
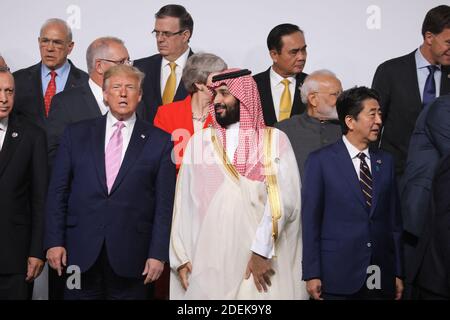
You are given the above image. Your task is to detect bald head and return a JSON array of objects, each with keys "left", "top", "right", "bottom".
[{"left": 0, "top": 55, "right": 6, "bottom": 68}]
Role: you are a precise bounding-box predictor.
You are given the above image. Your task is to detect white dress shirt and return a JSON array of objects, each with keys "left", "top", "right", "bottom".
[
  {"left": 104, "top": 112, "right": 136, "bottom": 164},
  {"left": 342, "top": 135, "right": 372, "bottom": 179},
  {"left": 160, "top": 48, "right": 190, "bottom": 97},
  {"left": 415, "top": 47, "right": 442, "bottom": 101},
  {"left": 225, "top": 121, "right": 240, "bottom": 159},
  {"left": 88, "top": 79, "right": 109, "bottom": 115},
  {"left": 269, "top": 67, "right": 296, "bottom": 121},
  {"left": 0, "top": 117, "right": 8, "bottom": 152}
]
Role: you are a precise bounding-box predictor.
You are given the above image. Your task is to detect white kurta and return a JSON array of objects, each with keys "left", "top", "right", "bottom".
[{"left": 169, "top": 127, "right": 307, "bottom": 300}]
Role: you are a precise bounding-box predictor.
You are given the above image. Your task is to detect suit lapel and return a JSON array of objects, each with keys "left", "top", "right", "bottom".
[
  {"left": 173, "top": 50, "right": 193, "bottom": 102},
  {"left": 260, "top": 68, "right": 277, "bottom": 125},
  {"left": 441, "top": 65, "right": 450, "bottom": 95},
  {"left": 152, "top": 55, "right": 163, "bottom": 107},
  {"left": 91, "top": 116, "right": 108, "bottom": 194},
  {"left": 332, "top": 140, "right": 367, "bottom": 209},
  {"left": 369, "top": 150, "right": 383, "bottom": 216},
  {"left": 82, "top": 84, "right": 102, "bottom": 118},
  {"left": 406, "top": 51, "right": 422, "bottom": 109},
  {"left": 31, "top": 63, "right": 46, "bottom": 122},
  {"left": 65, "top": 60, "right": 84, "bottom": 90},
  {"left": 109, "top": 120, "right": 149, "bottom": 194},
  {"left": 0, "top": 116, "right": 24, "bottom": 178}
]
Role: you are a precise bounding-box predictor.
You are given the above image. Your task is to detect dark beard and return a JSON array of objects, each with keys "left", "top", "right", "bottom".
[{"left": 214, "top": 101, "right": 240, "bottom": 128}]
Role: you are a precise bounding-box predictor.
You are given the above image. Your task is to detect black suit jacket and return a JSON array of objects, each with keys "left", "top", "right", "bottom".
[
  {"left": 12, "top": 60, "right": 89, "bottom": 131},
  {"left": 372, "top": 50, "right": 450, "bottom": 177},
  {"left": 47, "top": 82, "right": 102, "bottom": 167},
  {"left": 0, "top": 114, "right": 48, "bottom": 274},
  {"left": 253, "top": 67, "right": 307, "bottom": 126},
  {"left": 134, "top": 51, "right": 193, "bottom": 123}
]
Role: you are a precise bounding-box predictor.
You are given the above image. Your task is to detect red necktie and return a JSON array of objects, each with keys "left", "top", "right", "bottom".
[{"left": 44, "top": 71, "right": 57, "bottom": 117}]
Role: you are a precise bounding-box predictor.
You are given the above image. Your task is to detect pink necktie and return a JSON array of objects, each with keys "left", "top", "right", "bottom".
[{"left": 105, "top": 121, "right": 125, "bottom": 193}]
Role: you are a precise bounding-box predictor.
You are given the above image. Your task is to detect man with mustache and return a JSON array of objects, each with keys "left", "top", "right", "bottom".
[
  {"left": 169, "top": 69, "right": 308, "bottom": 299},
  {"left": 275, "top": 69, "right": 342, "bottom": 180},
  {"left": 302, "top": 87, "right": 404, "bottom": 300},
  {"left": 13, "top": 18, "right": 88, "bottom": 130},
  {"left": 254, "top": 23, "right": 308, "bottom": 126}
]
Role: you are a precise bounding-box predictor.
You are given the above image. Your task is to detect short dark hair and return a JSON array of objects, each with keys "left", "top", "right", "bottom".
[
  {"left": 155, "top": 4, "right": 194, "bottom": 40},
  {"left": 422, "top": 5, "right": 450, "bottom": 37},
  {"left": 336, "top": 86, "right": 380, "bottom": 134},
  {"left": 267, "top": 23, "right": 303, "bottom": 53}
]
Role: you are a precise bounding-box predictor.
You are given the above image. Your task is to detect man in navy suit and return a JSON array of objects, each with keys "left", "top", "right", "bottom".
[
  {"left": 134, "top": 4, "right": 194, "bottom": 123},
  {"left": 302, "top": 87, "right": 404, "bottom": 300},
  {"left": 13, "top": 18, "right": 88, "bottom": 130},
  {"left": 44, "top": 65, "right": 176, "bottom": 299}
]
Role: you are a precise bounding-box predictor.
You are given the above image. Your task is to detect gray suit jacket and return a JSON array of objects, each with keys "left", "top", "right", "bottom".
[{"left": 275, "top": 113, "right": 341, "bottom": 179}]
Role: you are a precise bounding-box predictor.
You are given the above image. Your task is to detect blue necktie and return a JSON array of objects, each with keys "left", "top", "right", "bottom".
[{"left": 423, "top": 65, "right": 438, "bottom": 107}]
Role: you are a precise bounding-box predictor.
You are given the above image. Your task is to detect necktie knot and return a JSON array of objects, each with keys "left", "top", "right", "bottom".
[
  {"left": 114, "top": 121, "right": 125, "bottom": 131},
  {"left": 169, "top": 62, "right": 177, "bottom": 72},
  {"left": 427, "top": 65, "right": 438, "bottom": 74},
  {"left": 357, "top": 152, "right": 366, "bottom": 161},
  {"left": 281, "top": 79, "right": 290, "bottom": 87}
]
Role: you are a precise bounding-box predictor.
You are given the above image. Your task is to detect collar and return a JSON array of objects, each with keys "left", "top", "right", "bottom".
[
  {"left": 416, "top": 47, "right": 441, "bottom": 71},
  {"left": 41, "top": 59, "right": 70, "bottom": 77},
  {"left": 342, "top": 135, "right": 370, "bottom": 160},
  {"left": 106, "top": 111, "right": 136, "bottom": 128},
  {"left": 270, "top": 67, "right": 296, "bottom": 85},
  {"left": 0, "top": 116, "right": 8, "bottom": 131},
  {"left": 162, "top": 47, "right": 190, "bottom": 69},
  {"left": 226, "top": 121, "right": 240, "bottom": 131},
  {"left": 88, "top": 79, "right": 105, "bottom": 102}
]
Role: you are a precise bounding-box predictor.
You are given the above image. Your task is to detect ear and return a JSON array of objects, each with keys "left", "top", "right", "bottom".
[
  {"left": 423, "top": 31, "right": 434, "bottom": 46},
  {"left": 269, "top": 49, "right": 278, "bottom": 63},
  {"left": 309, "top": 92, "right": 318, "bottom": 107},
  {"left": 95, "top": 59, "right": 104, "bottom": 75},
  {"left": 345, "top": 115, "right": 354, "bottom": 131},
  {"left": 67, "top": 41, "right": 75, "bottom": 55},
  {"left": 183, "top": 30, "right": 191, "bottom": 43}
]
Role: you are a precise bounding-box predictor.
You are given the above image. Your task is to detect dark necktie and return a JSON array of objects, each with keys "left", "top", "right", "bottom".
[
  {"left": 357, "top": 152, "right": 372, "bottom": 208},
  {"left": 423, "top": 65, "right": 438, "bottom": 107}
]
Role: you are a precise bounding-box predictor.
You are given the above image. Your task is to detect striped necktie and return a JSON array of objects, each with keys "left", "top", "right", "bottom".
[{"left": 357, "top": 152, "right": 372, "bottom": 208}]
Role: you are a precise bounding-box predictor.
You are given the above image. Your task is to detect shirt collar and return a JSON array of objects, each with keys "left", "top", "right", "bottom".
[
  {"left": 0, "top": 116, "right": 8, "bottom": 131},
  {"left": 270, "top": 67, "right": 296, "bottom": 85},
  {"left": 106, "top": 110, "right": 136, "bottom": 128},
  {"left": 342, "top": 135, "right": 370, "bottom": 160},
  {"left": 88, "top": 79, "right": 105, "bottom": 102},
  {"left": 162, "top": 47, "right": 190, "bottom": 69},
  {"left": 41, "top": 59, "right": 70, "bottom": 77},
  {"left": 415, "top": 47, "right": 441, "bottom": 70}
]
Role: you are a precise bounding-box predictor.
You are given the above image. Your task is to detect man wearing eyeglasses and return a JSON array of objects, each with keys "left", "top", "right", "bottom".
[
  {"left": 47, "top": 37, "right": 130, "bottom": 168},
  {"left": 12, "top": 18, "right": 88, "bottom": 131},
  {"left": 134, "top": 4, "right": 194, "bottom": 123},
  {"left": 275, "top": 70, "right": 342, "bottom": 181}
]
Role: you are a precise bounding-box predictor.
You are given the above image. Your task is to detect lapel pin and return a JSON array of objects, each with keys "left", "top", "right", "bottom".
[
  {"left": 12, "top": 132, "right": 18, "bottom": 138},
  {"left": 376, "top": 159, "right": 382, "bottom": 164},
  {"left": 141, "top": 134, "right": 146, "bottom": 139}
]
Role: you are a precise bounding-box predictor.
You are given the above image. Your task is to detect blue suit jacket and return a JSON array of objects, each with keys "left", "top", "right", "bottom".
[
  {"left": 44, "top": 115, "right": 176, "bottom": 278},
  {"left": 302, "top": 139, "right": 403, "bottom": 295},
  {"left": 401, "top": 94, "right": 450, "bottom": 238}
]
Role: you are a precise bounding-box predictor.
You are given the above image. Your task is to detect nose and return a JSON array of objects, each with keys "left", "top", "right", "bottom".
[
  {"left": 213, "top": 94, "right": 223, "bottom": 105},
  {"left": 0, "top": 90, "right": 7, "bottom": 102},
  {"left": 375, "top": 112, "right": 382, "bottom": 125},
  {"left": 119, "top": 87, "right": 127, "bottom": 97}
]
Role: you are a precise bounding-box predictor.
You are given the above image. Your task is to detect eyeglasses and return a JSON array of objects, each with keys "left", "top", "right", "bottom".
[
  {"left": 151, "top": 29, "right": 185, "bottom": 38},
  {"left": 99, "top": 58, "right": 133, "bottom": 66},
  {"left": 314, "top": 91, "right": 342, "bottom": 98},
  {"left": 39, "top": 38, "right": 68, "bottom": 49}
]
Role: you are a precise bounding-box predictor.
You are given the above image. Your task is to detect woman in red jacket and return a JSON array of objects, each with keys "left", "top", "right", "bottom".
[{"left": 154, "top": 53, "right": 227, "bottom": 170}]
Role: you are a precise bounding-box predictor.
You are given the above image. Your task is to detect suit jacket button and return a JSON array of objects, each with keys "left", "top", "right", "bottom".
[{"left": 367, "top": 242, "right": 372, "bottom": 248}]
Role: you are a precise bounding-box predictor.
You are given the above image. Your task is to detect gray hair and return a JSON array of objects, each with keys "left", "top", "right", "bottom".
[
  {"left": 103, "top": 65, "right": 145, "bottom": 91},
  {"left": 86, "top": 37, "right": 125, "bottom": 74},
  {"left": 300, "top": 69, "right": 337, "bottom": 104},
  {"left": 182, "top": 53, "right": 227, "bottom": 93},
  {"left": 40, "top": 18, "right": 73, "bottom": 42}
]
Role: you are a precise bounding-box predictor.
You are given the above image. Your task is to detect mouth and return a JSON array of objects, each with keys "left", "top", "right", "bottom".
[
  {"left": 118, "top": 101, "right": 128, "bottom": 107},
  {"left": 0, "top": 107, "right": 11, "bottom": 112}
]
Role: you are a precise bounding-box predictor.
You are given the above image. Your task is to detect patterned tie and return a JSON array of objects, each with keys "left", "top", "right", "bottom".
[
  {"left": 44, "top": 70, "right": 57, "bottom": 117},
  {"left": 357, "top": 152, "right": 372, "bottom": 208},
  {"left": 105, "top": 121, "right": 125, "bottom": 193},
  {"left": 278, "top": 79, "right": 292, "bottom": 121},
  {"left": 423, "top": 65, "right": 438, "bottom": 107},
  {"left": 162, "top": 62, "right": 177, "bottom": 105}
]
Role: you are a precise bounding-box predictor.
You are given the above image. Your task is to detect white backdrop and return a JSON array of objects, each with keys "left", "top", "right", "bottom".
[{"left": 0, "top": 0, "right": 444, "bottom": 89}]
